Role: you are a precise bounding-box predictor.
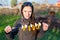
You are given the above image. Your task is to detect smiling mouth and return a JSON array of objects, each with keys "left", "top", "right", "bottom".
[{"left": 26, "top": 16, "right": 30, "bottom": 17}]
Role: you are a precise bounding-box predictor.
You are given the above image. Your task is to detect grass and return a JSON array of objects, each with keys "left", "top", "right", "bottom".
[
  {"left": 0, "top": 12, "right": 60, "bottom": 40},
  {"left": 0, "top": 14, "right": 21, "bottom": 40}
]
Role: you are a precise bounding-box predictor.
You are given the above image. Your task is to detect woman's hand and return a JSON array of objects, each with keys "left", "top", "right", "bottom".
[
  {"left": 42, "top": 23, "right": 49, "bottom": 31},
  {"left": 4, "top": 25, "right": 12, "bottom": 33}
]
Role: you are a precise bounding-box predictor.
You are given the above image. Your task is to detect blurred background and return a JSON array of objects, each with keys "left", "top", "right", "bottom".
[{"left": 0, "top": 0, "right": 60, "bottom": 40}]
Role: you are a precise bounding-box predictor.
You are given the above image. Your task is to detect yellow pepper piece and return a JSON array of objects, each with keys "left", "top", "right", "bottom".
[{"left": 28, "top": 26, "right": 31, "bottom": 31}]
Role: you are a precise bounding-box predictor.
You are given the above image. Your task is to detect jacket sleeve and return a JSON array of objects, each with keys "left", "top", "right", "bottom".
[
  {"left": 37, "top": 28, "right": 45, "bottom": 39},
  {"left": 37, "top": 17, "right": 46, "bottom": 39},
  {"left": 5, "top": 20, "right": 21, "bottom": 40}
]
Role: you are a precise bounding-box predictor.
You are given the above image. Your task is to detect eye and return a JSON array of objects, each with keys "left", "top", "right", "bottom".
[{"left": 29, "top": 11, "right": 32, "bottom": 13}]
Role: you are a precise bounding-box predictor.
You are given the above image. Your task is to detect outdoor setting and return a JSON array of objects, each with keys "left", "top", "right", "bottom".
[{"left": 0, "top": 0, "right": 60, "bottom": 40}]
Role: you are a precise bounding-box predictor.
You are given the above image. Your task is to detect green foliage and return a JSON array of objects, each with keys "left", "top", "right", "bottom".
[
  {"left": 0, "top": 14, "right": 21, "bottom": 40},
  {"left": 11, "top": 0, "right": 17, "bottom": 7},
  {"left": 0, "top": 12, "right": 60, "bottom": 40}
]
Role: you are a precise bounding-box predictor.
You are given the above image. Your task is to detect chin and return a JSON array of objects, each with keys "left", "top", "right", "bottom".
[
  {"left": 25, "top": 17, "right": 30, "bottom": 19},
  {"left": 25, "top": 18, "right": 29, "bottom": 19}
]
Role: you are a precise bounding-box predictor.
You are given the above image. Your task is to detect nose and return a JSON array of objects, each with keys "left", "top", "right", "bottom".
[
  {"left": 26, "top": 11, "right": 30, "bottom": 16},
  {"left": 28, "top": 12, "right": 30, "bottom": 15}
]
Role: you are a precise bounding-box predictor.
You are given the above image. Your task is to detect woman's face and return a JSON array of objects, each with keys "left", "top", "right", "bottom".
[{"left": 22, "top": 6, "right": 32, "bottom": 19}]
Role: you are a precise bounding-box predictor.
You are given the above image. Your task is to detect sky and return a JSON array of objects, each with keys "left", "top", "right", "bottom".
[
  {"left": 0, "top": 0, "right": 59, "bottom": 6},
  {"left": 28, "top": 0, "right": 57, "bottom": 4}
]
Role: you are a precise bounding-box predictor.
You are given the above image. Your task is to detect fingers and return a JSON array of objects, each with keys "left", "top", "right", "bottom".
[
  {"left": 42, "top": 23, "right": 49, "bottom": 31},
  {"left": 4, "top": 25, "right": 12, "bottom": 33}
]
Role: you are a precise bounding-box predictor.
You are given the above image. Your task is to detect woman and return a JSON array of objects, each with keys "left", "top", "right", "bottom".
[{"left": 4, "top": 2, "right": 48, "bottom": 40}]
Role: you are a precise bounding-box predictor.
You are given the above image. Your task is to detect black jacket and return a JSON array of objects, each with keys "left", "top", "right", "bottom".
[{"left": 5, "top": 17, "right": 45, "bottom": 40}]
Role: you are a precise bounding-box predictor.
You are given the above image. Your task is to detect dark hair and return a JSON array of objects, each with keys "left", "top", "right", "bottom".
[
  {"left": 21, "top": 2, "right": 37, "bottom": 35},
  {"left": 49, "top": 11, "right": 55, "bottom": 15},
  {"left": 21, "top": 2, "right": 34, "bottom": 14},
  {"left": 21, "top": 2, "right": 35, "bottom": 24}
]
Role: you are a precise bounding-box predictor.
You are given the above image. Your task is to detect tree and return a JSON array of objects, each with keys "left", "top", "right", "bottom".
[
  {"left": 11, "top": 0, "right": 17, "bottom": 7},
  {"left": 32, "top": 1, "right": 36, "bottom": 4}
]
